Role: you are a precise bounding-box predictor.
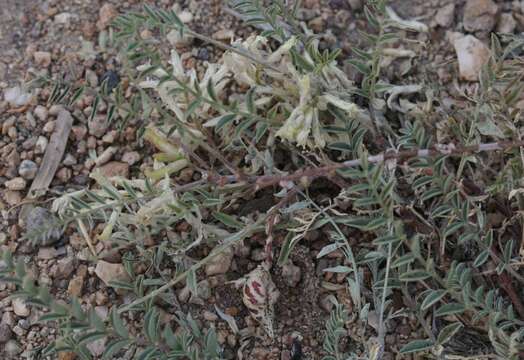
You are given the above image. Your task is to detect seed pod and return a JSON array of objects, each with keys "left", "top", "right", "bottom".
[{"left": 241, "top": 265, "right": 280, "bottom": 338}]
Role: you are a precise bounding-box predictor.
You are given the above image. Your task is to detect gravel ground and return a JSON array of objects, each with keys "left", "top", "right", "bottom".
[{"left": 1, "top": 0, "right": 524, "bottom": 359}]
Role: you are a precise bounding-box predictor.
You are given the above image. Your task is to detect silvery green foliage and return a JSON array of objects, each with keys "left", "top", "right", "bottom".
[
  {"left": 0, "top": 248, "right": 222, "bottom": 360},
  {"left": 322, "top": 299, "right": 349, "bottom": 360}
]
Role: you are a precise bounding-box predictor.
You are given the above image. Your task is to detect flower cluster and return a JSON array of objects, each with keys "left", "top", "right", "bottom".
[{"left": 139, "top": 32, "right": 362, "bottom": 149}]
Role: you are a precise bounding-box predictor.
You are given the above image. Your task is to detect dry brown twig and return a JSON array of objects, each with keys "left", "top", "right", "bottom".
[{"left": 205, "top": 140, "right": 524, "bottom": 190}]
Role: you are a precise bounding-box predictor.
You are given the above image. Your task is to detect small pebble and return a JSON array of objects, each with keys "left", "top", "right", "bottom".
[
  {"left": 5, "top": 177, "right": 27, "bottom": 191},
  {"left": 4, "top": 190, "right": 22, "bottom": 206},
  {"left": 18, "top": 160, "right": 38, "bottom": 180},
  {"left": 122, "top": 151, "right": 140, "bottom": 165},
  {"left": 95, "top": 146, "right": 117, "bottom": 166},
  {"left": 282, "top": 261, "right": 302, "bottom": 287},
  {"left": 88, "top": 115, "right": 109, "bottom": 138},
  {"left": 43, "top": 120, "right": 55, "bottom": 133},
  {"left": 12, "top": 298, "right": 30, "bottom": 317},
  {"left": 49, "top": 104, "right": 64, "bottom": 116},
  {"left": 62, "top": 154, "right": 77, "bottom": 166},
  {"left": 99, "top": 161, "right": 130, "bottom": 178},
  {"left": 203, "top": 311, "right": 218, "bottom": 321},
  {"left": 33, "top": 105, "right": 49, "bottom": 121},
  {"left": 205, "top": 248, "right": 233, "bottom": 276},
  {"left": 0, "top": 323, "right": 12, "bottom": 343},
  {"left": 56, "top": 167, "right": 72, "bottom": 182},
  {"left": 35, "top": 136, "right": 48, "bottom": 154},
  {"left": 71, "top": 125, "right": 88, "bottom": 141}
]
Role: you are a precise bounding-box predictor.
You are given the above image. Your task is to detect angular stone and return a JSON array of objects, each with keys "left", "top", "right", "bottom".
[
  {"left": 88, "top": 115, "right": 109, "bottom": 138},
  {"left": 34, "top": 51, "right": 52, "bottom": 67},
  {"left": 121, "top": 151, "right": 140, "bottom": 165},
  {"left": 0, "top": 323, "right": 13, "bottom": 343},
  {"left": 68, "top": 275, "right": 84, "bottom": 297},
  {"left": 33, "top": 105, "right": 49, "bottom": 122},
  {"left": 4, "top": 86, "right": 32, "bottom": 107},
  {"left": 98, "top": 161, "right": 129, "bottom": 178},
  {"left": 205, "top": 248, "right": 233, "bottom": 276},
  {"left": 35, "top": 136, "right": 48, "bottom": 154},
  {"left": 5, "top": 177, "right": 26, "bottom": 191},
  {"left": 4, "top": 190, "right": 22, "bottom": 206},
  {"left": 453, "top": 34, "right": 491, "bottom": 81},
  {"left": 56, "top": 257, "right": 76, "bottom": 279},
  {"left": 95, "top": 260, "right": 130, "bottom": 287},
  {"left": 12, "top": 298, "right": 30, "bottom": 317}
]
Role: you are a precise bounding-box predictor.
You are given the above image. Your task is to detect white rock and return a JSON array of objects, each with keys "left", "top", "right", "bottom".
[
  {"left": 95, "top": 261, "right": 130, "bottom": 287},
  {"left": 4, "top": 86, "right": 32, "bottom": 107},
  {"left": 101, "top": 130, "right": 116, "bottom": 143},
  {"left": 12, "top": 298, "right": 30, "bottom": 317},
  {"left": 179, "top": 10, "right": 193, "bottom": 23},
  {"left": 453, "top": 34, "right": 491, "bottom": 81},
  {"left": 35, "top": 136, "right": 48, "bottom": 154}
]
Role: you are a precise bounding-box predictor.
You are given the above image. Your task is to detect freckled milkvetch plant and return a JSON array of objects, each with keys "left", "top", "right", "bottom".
[{"left": 2, "top": 1, "right": 524, "bottom": 359}]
